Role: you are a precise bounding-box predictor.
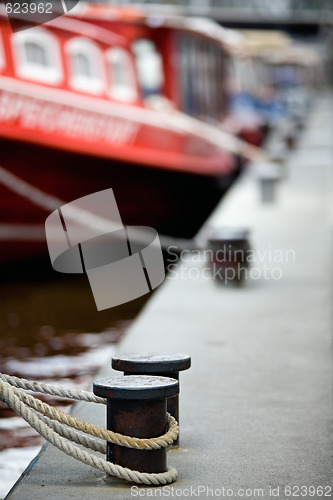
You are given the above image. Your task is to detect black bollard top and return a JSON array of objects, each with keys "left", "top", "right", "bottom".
[
  {"left": 93, "top": 375, "right": 179, "bottom": 400},
  {"left": 112, "top": 352, "right": 191, "bottom": 374}
]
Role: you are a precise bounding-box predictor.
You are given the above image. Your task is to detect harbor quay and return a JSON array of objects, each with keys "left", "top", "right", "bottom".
[{"left": 5, "top": 94, "right": 333, "bottom": 499}]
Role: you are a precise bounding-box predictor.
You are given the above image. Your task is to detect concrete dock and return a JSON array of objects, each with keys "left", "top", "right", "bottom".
[{"left": 6, "top": 94, "right": 333, "bottom": 499}]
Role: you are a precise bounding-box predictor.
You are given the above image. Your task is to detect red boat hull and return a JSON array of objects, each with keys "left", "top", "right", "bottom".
[{"left": 0, "top": 137, "right": 233, "bottom": 262}]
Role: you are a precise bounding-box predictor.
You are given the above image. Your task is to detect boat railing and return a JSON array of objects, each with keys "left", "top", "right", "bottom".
[{"left": 100, "top": 0, "right": 333, "bottom": 23}]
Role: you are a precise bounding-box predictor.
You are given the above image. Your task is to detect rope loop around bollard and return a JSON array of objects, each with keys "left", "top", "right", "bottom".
[{"left": 0, "top": 374, "right": 179, "bottom": 485}]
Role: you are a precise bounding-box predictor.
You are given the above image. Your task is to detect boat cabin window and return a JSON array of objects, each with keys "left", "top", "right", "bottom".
[
  {"left": 74, "top": 52, "right": 92, "bottom": 78},
  {"left": 66, "top": 38, "right": 105, "bottom": 94},
  {"left": 132, "top": 39, "right": 165, "bottom": 98},
  {"left": 0, "top": 31, "right": 5, "bottom": 71},
  {"left": 271, "top": 63, "right": 302, "bottom": 88},
  {"left": 107, "top": 48, "right": 138, "bottom": 102},
  {"left": 177, "top": 34, "right": 225, "bottom": 122},
  {"left": 25, "top": 42, "right": 48, "bottom": 66},
  {"left": 12, "top": 29, "right": 62, "bottom": 84}
]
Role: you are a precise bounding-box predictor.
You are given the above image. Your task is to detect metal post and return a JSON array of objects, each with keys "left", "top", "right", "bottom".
[
  {"left": 207, "top": 228, "right": 251, "bottom": 284},
  {"left": 111, "top": 353, "right": 191, "bottom": 446},
  {"left": 255, "top": 163, "right": 282, "bottom": 203},
  {"left": 93, "top": 375, "right": 179, "bottom": 473}
]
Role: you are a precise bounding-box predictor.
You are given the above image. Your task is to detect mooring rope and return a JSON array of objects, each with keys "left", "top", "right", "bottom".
[
  {"left": 0, "top": 373, "right": 106, "bottom": 403},
  {"left": 0, "top": 374, "right": 179, "bottom": 485}
]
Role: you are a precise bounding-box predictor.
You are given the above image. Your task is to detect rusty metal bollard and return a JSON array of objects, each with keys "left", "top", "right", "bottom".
[
  {"left": 207, "top": 228, "right": 251, "bottom": 284},
  {"left": 112, "top": 353, "right": 191, "bottom": 446},
  {"left": 255, "top": 163, "right": 282, "bottom": 203},
  {"left": 93, "top": 375, "right": 179, "bottom": 473}
]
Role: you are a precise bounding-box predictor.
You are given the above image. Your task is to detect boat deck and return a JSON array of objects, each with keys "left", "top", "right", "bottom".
[{"left": 6, "top": 92, "right": 333, "bottom": 500}]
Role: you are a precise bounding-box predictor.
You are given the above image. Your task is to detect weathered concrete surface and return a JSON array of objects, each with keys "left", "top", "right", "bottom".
[{"left": 6, "top": 95, "right": 333, "bottom": 499}]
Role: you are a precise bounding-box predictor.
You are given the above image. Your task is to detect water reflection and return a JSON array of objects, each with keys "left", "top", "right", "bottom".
[{"left": 0, "top": 257, "right": 149, "bottom": 498}]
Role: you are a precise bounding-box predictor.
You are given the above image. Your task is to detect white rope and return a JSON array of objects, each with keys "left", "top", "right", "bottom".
[
  {"left": 0, "top": 375, "right": 178, "bottom": 485},
  {"left": 36, "top": 411, "right": 106, "bottom": 454},
  {"left": 0, "top": 373, "right": 106, "bottom": 404},
  {"left": 2, "top": 379, "right": 177, "bottom": 449}
]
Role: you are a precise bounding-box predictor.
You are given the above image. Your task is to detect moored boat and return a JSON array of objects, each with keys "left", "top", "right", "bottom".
[{"left": 0, "top": 5, "right": 246, "bottom": 261}]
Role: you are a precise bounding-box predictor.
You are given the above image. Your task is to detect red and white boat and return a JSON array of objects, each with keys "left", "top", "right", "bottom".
[{"left": 0, "top": 4, "right": 257, "bottom": 261}]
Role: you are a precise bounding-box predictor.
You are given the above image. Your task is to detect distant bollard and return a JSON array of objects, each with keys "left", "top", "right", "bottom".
[
  {"left": 269, "top": 149, "right": 288, "bottom": 170},
  {"left": 255, "top": 163, "right": 282, "bottom": 203},
  {"left": 295, "top": 117, "right": 305, "bottom": 131},
  {"left": 207, "top": 228, "right": 251, "bottom": 284},
  {"left": 285, "top": 126, "right": 298, "bottom": 149},
  {"left": 93, "top": 375, "right": 179, "bottom": 473},
  {"left": 112, "top": 353, "right": 191, "bottom": 446}
]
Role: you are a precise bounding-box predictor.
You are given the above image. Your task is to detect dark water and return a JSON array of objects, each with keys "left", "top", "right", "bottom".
[{"left": 0, "top": 257, "right": 149, "bottom": 498}]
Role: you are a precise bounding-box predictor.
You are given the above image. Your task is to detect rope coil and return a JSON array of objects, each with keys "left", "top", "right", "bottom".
[{"left": 0, "top": 373, "right": 178, "bottom": 485}]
